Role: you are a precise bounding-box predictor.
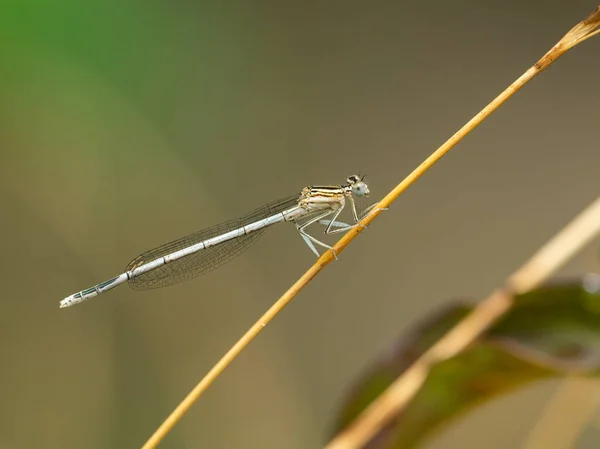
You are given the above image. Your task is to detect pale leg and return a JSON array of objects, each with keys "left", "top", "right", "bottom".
[{"left": 296, "top": 209, "right": 341, "bottom": 259}]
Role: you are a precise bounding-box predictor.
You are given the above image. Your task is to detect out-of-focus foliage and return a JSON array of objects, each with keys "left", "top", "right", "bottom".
[{"left": 333, "top": 275, "right": 600, "bottom": 449}]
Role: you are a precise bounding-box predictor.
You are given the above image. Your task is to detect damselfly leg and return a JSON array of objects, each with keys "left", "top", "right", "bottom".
[
  {"left": 296, "top": 208, "right": 341, "bottom": 258},
  {"left": 318, "top": 202, "right": 388, "bottom": 232},
  {"left": 297, "top": 197, "right": 385, "bottom": 258}
]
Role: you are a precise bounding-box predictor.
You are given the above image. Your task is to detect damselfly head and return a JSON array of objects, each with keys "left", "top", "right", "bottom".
[{"left": 347, "top": 174, "right": 369, "bottom": 197}]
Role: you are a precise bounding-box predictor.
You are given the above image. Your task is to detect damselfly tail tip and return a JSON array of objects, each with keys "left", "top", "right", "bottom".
[{"left": 59, "top": 297, "right": 74, "bottom": 308}]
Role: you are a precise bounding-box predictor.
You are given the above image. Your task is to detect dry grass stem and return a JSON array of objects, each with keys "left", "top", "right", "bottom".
[
  {"left": 142, "top": 6, "right": 600, "bottom": 449},
  {"left": 521, "top": 378, "right": 600, "bottom": 449}
]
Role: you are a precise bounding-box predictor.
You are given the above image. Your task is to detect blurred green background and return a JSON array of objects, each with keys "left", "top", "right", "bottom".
[{"left": 1, "top": 1, "right": 599, "bottom": 448}]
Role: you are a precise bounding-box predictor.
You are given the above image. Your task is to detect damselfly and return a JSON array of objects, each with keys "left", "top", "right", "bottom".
[{"left": 60, "top": 174, "right": 376, "bottom": 308}]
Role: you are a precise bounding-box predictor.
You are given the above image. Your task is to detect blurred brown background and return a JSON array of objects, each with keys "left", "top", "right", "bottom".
[{"left": 1, "top": 1, "right": 599, "bottom": 448}]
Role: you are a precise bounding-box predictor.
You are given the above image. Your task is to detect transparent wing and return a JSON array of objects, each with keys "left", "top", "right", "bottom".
[{"left": 125, "top": 194, "right": 300, "bottom": 290}]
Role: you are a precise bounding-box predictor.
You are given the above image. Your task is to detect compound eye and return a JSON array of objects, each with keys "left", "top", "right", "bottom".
[{"left": 347, "top": 175, "right": 360, "bottom": 184}]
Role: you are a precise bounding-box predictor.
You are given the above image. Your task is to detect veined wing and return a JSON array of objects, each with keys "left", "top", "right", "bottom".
[{"left": 125, "top": 194, "right": 300, "bottom": 290}]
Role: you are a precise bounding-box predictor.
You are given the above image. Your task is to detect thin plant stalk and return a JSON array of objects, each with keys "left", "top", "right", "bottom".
[
  {"left": 520, "top": 378, "right": 600, "bottom": 449},
  {"left": 142, "top": 6, "right": 600, "bottom": 449}
]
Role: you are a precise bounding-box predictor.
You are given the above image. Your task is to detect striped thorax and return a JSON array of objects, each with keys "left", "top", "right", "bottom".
[{"left": 298, "top": 174, "right": 369, "bottom": 211}]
